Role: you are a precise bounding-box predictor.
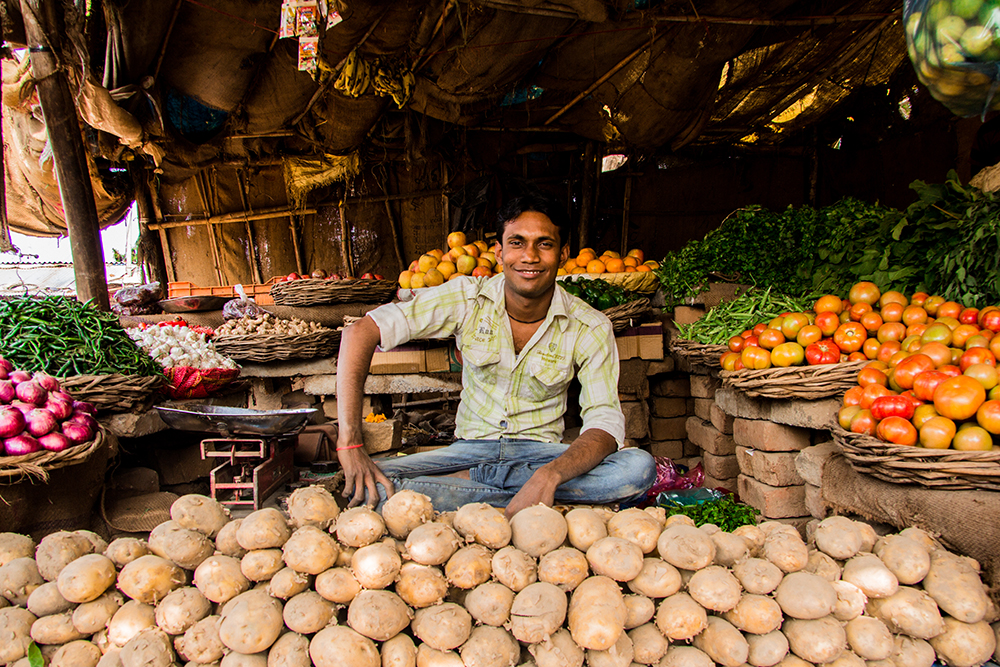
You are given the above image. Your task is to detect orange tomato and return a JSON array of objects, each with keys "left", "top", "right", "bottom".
[
  {"left": 893, "top": 354, "right": 936, "bottom": 390},
  {"left": 843, "top": 386, "right": 864, "bottom": 407},
  {"left": 834, "top": 322, "right": 867, "bottom": 353},
  {"left": 753, "top": 323, "right": 768, "bottom": 336},
  {"left": 849, "top": 302, "right": 873, "bottom": 322},
  {"left": 857, "top": 366, "right": 889, "bottom": 388},
  {"left": 879, "top": 290, "right": 908, "bottom": 307},
  {"left": 913, "top": 370, "right": 951, "bottom": 402},
  {"left": 877, "top": 340, "right": 902, "bottom": 364},
  {"left": 919, "top": 415, "right": 956, "bottom": 449},
  {"left": 741, "top": 346, "right": 772, "bottom": 370},
  {"left": 976, "top": 399, "right": 1000, "bottom": 434},
  {"left": 937, "top": 301, "right": 963, "bottom": 319},
  {"left": 814, "top": 294, "right": 844, "bottom": 314},
  {"left": 796, "top": 325, "right": 823, "bottom": 347},
  {"left": 877, "top": 416, "right": 918, "bottom": 446},
  {"left": 876, "top": 322, "right": 907, "bottom": 343},
  {"left": 758, "top": 328, "right": 786, "bottom": 350},
  {"left": 860, "top": 311, "right": 883, "bottom": 335},
  {"left": 905, "top": 324, "right": 928, "bottom": 339},
  {"left": 880, "top": 302, "right": 905, "bottom": 323},
  {"left": 780, "top": 313, "right": 810, "bottom": 339},
  {"left": 720, "top": 351, "right": 741, "bottom": 371},
  {"left": 838, "top": 405, "right": 862, "bottom": 430},
  {"left": 923, "top": 295, "right": 946, "bottom": 315},
  {"left": 952, "top": 324, "right": 981, "bottom": 349},
  {"left": 912, "top": 403, "right": 940, "bottom": 429},
  {"left": 964, "top": 363, "right": 999, "bottom": 391},
  {"left": 815, "top": 311, "right": 841, "bottom": 337},
  {"left": 959, "top": 347, "right": 996, "bottom": 372},
  {"left": 910, "top": 292, "right": 929, "bottom": 307},
  {"left": 901, "top": 305, "right": 929, "bottom": 327},
  {"left": 952, "top": 425, "right": 993, "bottom": 451},
  {"left": 917, "top": 341, "right": 952, "bottom": 368},
  {"left": 771, "top": 342, "right": 805, "bottom": 367},
  {"left": 849, "top": 282, "right": 881, "bottom": 305},
  {"left": 860, "top": 383, "right": 894, "bottom": 410},
  {"left": 850, "top": 409, "right": 877, "bottom": 436},
  {"left": 933, "top": 375, "right": 987, "bottom": 421},
  {"left": 863, "top": 338, "right": 882, "bottom": 360}
]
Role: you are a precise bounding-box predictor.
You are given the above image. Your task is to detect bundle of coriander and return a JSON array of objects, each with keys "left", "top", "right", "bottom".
[{"left": 677, "top": 287, "right": 816, "bottom": 345}]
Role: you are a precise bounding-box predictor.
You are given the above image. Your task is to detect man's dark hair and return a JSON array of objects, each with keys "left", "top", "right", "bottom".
[{"left": 495, "top": 194, "right": 571, "bottom": 247}]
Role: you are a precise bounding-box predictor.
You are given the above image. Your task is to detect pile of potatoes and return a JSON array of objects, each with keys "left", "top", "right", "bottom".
[{"left": 1, "top": 489, "right": 1000, "bottom": 667}]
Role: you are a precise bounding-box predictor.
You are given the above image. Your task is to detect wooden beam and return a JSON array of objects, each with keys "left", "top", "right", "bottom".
[
  {"left": 151, "top": 206, "right": 317, "bottom": 229},
  {"left": 193, "top": 172, "right": 224, "bottom": 285},
  {"left": 22, "top": 0, "right": 110, "bottom": 309}
]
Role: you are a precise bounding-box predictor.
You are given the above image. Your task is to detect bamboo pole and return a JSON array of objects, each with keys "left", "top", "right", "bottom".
[
  {"left": 289, "top": 214, "right": 306, "bottom": 276},
  {"left": 193, "top": 172, "right": 225, "bottom": 285},
  {"left": 146, "top": 176, "right": 176, "bottom": 282},
  {"left": 151, "top": 206, "right": 317, "bottom": 229},
  {"left": 545, "top": 38, "right": 654, "bottom": 126},
  {"left": 235, "top": 170, "right": 263, "bottom": 285},
  {"left": 130, "top": 165, "right": 168, "bottom": 287},
  {"left": 21, "top": 0, "right": 110, "bottom": 309},
  {"left": 338, "top": 203, "right": 353, "bottom": 276}
]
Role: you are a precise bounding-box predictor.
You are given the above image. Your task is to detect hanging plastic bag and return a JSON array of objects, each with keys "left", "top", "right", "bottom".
[
  {"left": 904, "top": 0, "right": 1000, "bottom": 117},
  {"left": 222, "top": 284, "right": 266, "bottom": 321}
]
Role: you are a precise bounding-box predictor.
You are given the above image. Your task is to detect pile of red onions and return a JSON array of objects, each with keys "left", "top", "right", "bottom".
[{"left": 0, "top": 358, "right": 98, "bottom": 456}]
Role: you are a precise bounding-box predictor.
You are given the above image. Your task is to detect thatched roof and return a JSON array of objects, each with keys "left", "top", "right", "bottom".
[{"left": 0, "top": 0, "right": 908, "bottom": 272}]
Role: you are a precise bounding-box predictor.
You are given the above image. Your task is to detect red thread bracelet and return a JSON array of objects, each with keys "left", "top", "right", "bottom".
[{"left": 336, "top": 443, "right": 364, "bottom": 451}]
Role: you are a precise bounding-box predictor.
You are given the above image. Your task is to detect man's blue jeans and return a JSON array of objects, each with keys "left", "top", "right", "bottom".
[{"left": 375, "top": 439, "right": 657, "bottom": 512}]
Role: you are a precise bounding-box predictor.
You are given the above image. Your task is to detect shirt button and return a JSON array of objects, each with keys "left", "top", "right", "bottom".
[{"left": 500, "top": 420, "right": 508, "bottom": 428}]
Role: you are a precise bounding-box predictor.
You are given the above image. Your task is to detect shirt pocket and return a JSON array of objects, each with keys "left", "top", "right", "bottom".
[
  {"left": 462, "top": 345, "right": 502, "bottom": 385},
  {"left": 520, "top": 359, "right": 572, "bottom": 401}
]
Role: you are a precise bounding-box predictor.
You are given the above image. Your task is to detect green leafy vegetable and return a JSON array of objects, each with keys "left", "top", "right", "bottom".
[
  {"left": 0, "top": 295, "right": 161, "bottom": 377},
  {"left": 659, "top": 494, "right": 760, "bottom": 532}
]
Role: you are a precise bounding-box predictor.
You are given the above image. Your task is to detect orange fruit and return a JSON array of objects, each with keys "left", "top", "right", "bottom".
[
  {"left": 577, "top": 251, "right": 596, "bottom": 266},
  {"left": 604, "top": 258, "right": 626, "bottom": 273},
  {"left": 602, "top": 250, "right": 621, "bottom": 259},
  {"left": 626, "top": 248, "right": 645, "bottom": 263},
  {"left": 625, "top": 266, "right": 636, "bottom": 272},
  {"left": 563, "top": 258, "right": 578, "bottom": 272},
  {"left": 623, "top": 256, "right": 638, "bottom": 267},
  {"left": 572, "top": 266, "right": 588, "bottom": 274},
  {"left": 586, "top": 259, "right": 606, "bottom": 274},
  {"left": 635, "top": 264, "right": 652, "bottom": 272}
]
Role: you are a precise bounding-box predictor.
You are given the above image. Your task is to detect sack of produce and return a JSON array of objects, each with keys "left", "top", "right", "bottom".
[
  {"left": 126, "top": 323, "right": 239, "bottom": 400},
  {"left": 904, "top": 0, "right": 1000, "bottom": 116}
]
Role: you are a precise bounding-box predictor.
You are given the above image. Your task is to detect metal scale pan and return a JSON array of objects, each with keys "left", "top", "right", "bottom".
[{"left": 155, "top": 404, "right": 317, "bottom": 437}]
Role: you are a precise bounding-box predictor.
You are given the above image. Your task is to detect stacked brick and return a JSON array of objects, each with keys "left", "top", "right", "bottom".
[
  {"left": 714, "top": 387, "right": 843, "bottom": 528},
  {"left": 684, "top": 374, "right": 739, "bottom": 492}
]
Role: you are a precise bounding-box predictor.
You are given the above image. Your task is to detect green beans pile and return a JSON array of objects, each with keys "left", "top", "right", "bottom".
[
  {"left": 677, "top": 287, "right": 817, "bottom": 345},
  {"left": 0, "top": 295, "right": 161, "bottom": 377}
]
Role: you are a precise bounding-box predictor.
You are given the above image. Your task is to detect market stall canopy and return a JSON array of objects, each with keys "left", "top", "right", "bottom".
[{"left": 0, "top": 0, "right": 907, "bottom": 247}]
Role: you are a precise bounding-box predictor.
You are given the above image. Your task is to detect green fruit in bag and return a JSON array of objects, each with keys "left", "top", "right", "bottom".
[
  {"left": 961, "top": 25, "right": 994, "bottom": 55},
  {"left": 954, "top": 0, "right": 984, "bottom": 20}
]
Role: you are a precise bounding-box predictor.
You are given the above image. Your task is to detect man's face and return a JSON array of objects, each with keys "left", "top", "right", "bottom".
[{"left": 496, "top": 211, "right": 569, "bottom": 300}]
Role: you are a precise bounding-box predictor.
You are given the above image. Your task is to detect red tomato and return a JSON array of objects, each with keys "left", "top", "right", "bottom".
[
  {"left": 911, "top": 292, "right": 929, "bottom": 307},
  {"left": 843, "top": 386, "right": 864, "bottom": 407},
  {"left": 360, "top": 272, "right": 376, "bottom": 279},
  {"left": 892, "top": 354, "right": 936, "bottom": 390},
  {"left": 849, "top": 302, "right": 872, "bottom": 322},
  {"left": 938, "top": 364, "right": 963, "bottom": 377},
  {"left": 744, "top": 335, "right": 760, "bottom": 348},
  {"left": 834, "top": 322, "right": 867, "bottom": 353},
  {"left": 877, "top": 340, "right": 902, "bottom": 364},
  {"left": 912, "top": 370, "right": 951, "bottom": 402},
  {"left": 960, "top": 308, "right": 980, "bottom": 325},
  {"left": 960, "top": 347, "right": 996, "bottom": 372},
  {"left": 937, "top": 301, "right": 963, "bottom": 319},
  {"left": 806, "top": 340, "right": 840, "bottom": 365},
  {"left": 752, "top": 323, "right": 768, "bottom": 336},
  {"left": 815, "top": 312, "right": 841, "bottom": 337},
  {"left": 870, "top": 395, "right": 915, "bottom": 421},
  {"left": 860, "top": 383, "right": 894, "bottom": 410},
  {"left": 933, "top": 376, "right": 987, "bottom": 421},
  {"left": 287, "top": 272, "right": 301, "bottom": 281},
  {"left": 981, "top": 309, "right": 1000, "bottom": 333},
  {"left": 720, "top": 352, "right": 741, "bottom": 371},
  {"left": 881, "top": 302, "right": 905, "bottom": 323},
  {"left": 847, "top": 351, "right": 868, "bottom": 362},
  {"left": 877, "top": 322, "right": 906, "bottom": 343},
  {"left": 780, "top": 313, "right": 810, "bottom": 339},
  {"left": 876, "top": 416, "right": 918, "bottom": 446},
  {"left": 976, "top": 399, "right": 1000, "bottom": 434},
  {"left": 373, "top": 274, "right": 385, "bottom": 280},
  {"left": 849, "top": 409, "right": 877, "bottom": 436},
  {"left": 919, "top": 415, "right": 955, "bottom": 449},
  {"left": 728, "top": 336, "right": 746, "bottom": 353}
]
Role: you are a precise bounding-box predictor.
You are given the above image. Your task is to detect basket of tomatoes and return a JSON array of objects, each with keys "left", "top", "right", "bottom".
[{"left": 831, "top": 287, "right": 1000, "bottom": 491}]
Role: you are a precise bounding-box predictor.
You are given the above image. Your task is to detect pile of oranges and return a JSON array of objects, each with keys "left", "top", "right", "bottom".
[
  {"left": 558, "top": 248, "right": 659, "bottom": 275},
  {"left": 398, "top": 232, "right": 499, "bottom": 289}
]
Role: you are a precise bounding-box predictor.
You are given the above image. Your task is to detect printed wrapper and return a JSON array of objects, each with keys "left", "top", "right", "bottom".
[
  {"left": 328, "top": 10, "right": 343, "bottom": 28},
  {"left": 298, "top": 36, "right": 319, "bottom": 73},
  {"left": 296, "top": 2, "right": 320, "bottom": 38},
  {"left": 279, "top": 1, "right": 299, "bottom": 39}
]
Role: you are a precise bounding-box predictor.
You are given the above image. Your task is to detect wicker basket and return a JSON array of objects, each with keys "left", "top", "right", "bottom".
[
  {"left": 0, "top": 427, "right": 109, "bottom": 482},
  {"left": 832, "top": 424, "right": 1000, "bottom": 491},
  {"left": 719, "top": 360, "right": 868, "bottom": 400},
  {"left": 558, "top": 271, "right": 659, "bottom": 294},
  {"left": 270, "top": 278, "right": 398, "bottom": 306},
  {"left": 602, "top": 298, "right": 652, "bottom": 333},
  {"left": 60, "top": 374, "right": 164, "bottom": 413},
  {"left": 213, "top": 329, "right": 342, "bottom": 363},
  {"left": 671, "top": 339, "right": 730, "bottom": 368}
]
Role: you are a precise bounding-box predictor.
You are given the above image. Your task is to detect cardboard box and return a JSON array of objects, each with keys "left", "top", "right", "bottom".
[
  {"left": 370, "top": 342, "right": 462, "bottom": 375},
  {"left": 616, "top": 324, "right": 665, "bottom": 361}
]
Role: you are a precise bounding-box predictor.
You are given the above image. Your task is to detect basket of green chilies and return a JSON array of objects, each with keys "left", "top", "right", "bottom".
[{"left": 0, "top": 295, "right": 162, "bottom": 413}]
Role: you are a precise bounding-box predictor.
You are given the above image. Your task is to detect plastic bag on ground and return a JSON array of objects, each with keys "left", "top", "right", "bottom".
[{"left": 222, "top": 284, "right": 266, "bottom": 320}]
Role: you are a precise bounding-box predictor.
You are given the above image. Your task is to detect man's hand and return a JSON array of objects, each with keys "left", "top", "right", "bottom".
[
  {"left": 338, "top": 445, "right": 395, "bottom": 508},
  {"left": 505, "top": 467, "right": 559, "bottom": 518}
]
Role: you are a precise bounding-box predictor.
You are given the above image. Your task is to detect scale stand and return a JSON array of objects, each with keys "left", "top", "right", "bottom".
[{"left": 200, "top": 437, "right": 296, "bottom": 511}]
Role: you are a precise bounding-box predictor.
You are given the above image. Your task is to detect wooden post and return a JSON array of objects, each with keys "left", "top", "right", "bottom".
[
  {"left": 621, "top": 171, "right": 632, "bottom": 256},
  {"left": 338, "top": 203, "right": 354, "bottom": 276},
  {"left": 578, "top": 142, "right": 596, "bottom": 250},
  {"left": 130, "top": 165, "right": 168, "bottom": 287},
  {"left": 21, "top": 0, "right": 110, "bottom": 309},
  {"left": 289, "top": 214, "right": 306, "bottom": 276}
]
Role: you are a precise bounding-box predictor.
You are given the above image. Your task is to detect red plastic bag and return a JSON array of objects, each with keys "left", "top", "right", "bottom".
[{"left": 161, "top": 366, "right": 240, "bottom": 400}]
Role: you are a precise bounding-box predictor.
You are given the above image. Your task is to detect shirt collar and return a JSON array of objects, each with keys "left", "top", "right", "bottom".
[{"left": 484, "top": 274, "right": 571, "bottom": 333}]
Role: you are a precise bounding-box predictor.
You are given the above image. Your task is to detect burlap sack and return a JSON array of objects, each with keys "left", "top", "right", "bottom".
[{"left": 822, "top": 454, "right": 1000, "bottom": 598}]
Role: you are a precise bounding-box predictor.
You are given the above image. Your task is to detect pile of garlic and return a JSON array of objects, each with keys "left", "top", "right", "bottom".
[
  {"left": 215, "top": 313, "right": 329, "bottom": 338},
  {"left": 127, "top": 325, "right": 237, "bottom": 370}
]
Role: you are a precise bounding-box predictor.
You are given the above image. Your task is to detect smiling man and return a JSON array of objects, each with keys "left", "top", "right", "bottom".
[{"left": 334, "top": 193, "right": 656, "bottom": 515}]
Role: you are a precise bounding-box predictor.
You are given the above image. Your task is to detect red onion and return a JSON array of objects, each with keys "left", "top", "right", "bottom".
[
  {"left": 0, "top": 367, "right": 7, "bottom": 381},
  {"left": 15, "top": 381, "right": 48, "bottom": 406},
  {"left": 0, "top": 380, "right": 15, "bottom": 404},
  {"left": 38, "top": 432, "right": 71, "bottom": 452},
  {"left": 68, "top": 412, "right": 99, "bottom": 434},
  {"left": 4, "top": 434, "right": 40, "bottom": 455},
  {"left": 25, "top": 408, "right": 57, "bottom": 437},
  {"left": 10, "top": 401, "right": 33, "bottom": 416},
  {"left": 33, "top": 373, "right": 60, "bottom": 392},
  {"left": 44, "top": 398, "right": 73, "bottom": 421},
  {"left": 61, "top": 421, "right": 93, "bottom": 444},
  {"left": 72, "top": 401, "right": 97, "bottom": 416},
  {"left": 0, "top": 358, "right": 13, "bottom": 374},
  {"left": 0, "top": 406, "right": 25, "bottom": 438},
  {"left": 52, "top": 391, "right": 74, "bottom": 404},
  {"left": 8, "top": 370, "right": 31, "bottom": 385}
]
